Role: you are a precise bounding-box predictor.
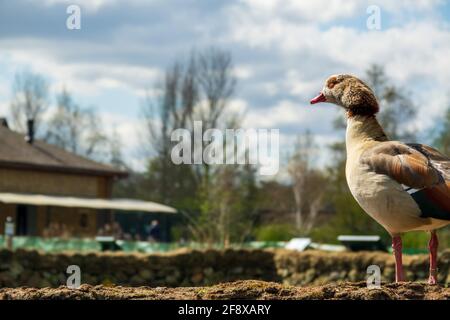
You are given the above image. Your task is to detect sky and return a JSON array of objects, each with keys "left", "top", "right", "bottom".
[{"left": 0, "top": 0, "right": 449, "bottom": 174}]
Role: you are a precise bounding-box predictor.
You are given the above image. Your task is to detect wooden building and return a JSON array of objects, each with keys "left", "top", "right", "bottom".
[{"left": 0, "top": 119, "right": 128, "bottom": 237}]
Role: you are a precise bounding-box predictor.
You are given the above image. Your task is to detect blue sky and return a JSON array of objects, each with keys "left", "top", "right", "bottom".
[{"left": 0, "top": 0, "right": 449, "bottom": 173}]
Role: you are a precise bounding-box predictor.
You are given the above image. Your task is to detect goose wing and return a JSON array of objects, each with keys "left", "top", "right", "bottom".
[{"left": 361, "top": 141, "right": 450, "bottom": 220}]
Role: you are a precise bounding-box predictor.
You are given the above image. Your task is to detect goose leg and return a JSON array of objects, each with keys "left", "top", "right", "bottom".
[
  {"left": 428, "top": 230, "right": 438, "bottom": 285},
  {"left": 392, "top": 235, "right": 405, "bottom": 282}
]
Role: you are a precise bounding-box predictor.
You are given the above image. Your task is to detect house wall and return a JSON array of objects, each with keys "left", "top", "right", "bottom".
[
  {"left": 0, "top": 168, "right": 102, "bottom": 197},
  {"left": 0, "top": 168, "right": 114, "bottom": 237},
  {"left": 0, "top": 204, "right": 98, "bottom": 237}
]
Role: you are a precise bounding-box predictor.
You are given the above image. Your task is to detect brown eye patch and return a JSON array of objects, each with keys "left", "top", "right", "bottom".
[{"left": 327, "top": 76, "right": 338, "bottom": 89}]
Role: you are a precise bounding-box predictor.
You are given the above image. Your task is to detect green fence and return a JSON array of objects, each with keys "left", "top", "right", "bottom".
[
  {"left": 0, "top": 236, "right": 286, "bottom": 253},
  {"left": 0, "top": 236, "right": 429, "bottom": 254}
]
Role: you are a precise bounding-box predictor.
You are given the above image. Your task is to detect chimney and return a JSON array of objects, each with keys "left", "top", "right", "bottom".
[
  {"left": 25, "top": 119, "right": 35, "bottom": 144},
  {"left": 0, "top": 117, "right": 8, "bottom": 128}
]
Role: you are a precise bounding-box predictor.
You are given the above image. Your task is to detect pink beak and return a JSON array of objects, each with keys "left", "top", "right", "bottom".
[{"left": 310, "top": 92, "right": 327, "bottom": 104}]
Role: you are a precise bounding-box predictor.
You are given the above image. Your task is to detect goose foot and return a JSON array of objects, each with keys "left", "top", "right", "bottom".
[{"left": 428, "top": 273, "right": 437, "bottom": 285}]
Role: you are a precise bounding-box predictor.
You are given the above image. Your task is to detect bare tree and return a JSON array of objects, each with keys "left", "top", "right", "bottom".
[
  {"left": 142, "top": 48, "right": 237, "bottom": 201},
  {"left": 288, "top": 131, "right": 325, "bottom": 232},
  {"left": 109, "top": 128, "right": 127, "bottom": 169},
  {"left": 45, "top": 88, "right": 109, "bottom": 161},
  {"left": 142, "top": 58, "right": 199, "bottom": 203},
  {"left": 10, "top": 70, "right": 49, "bottom": 134},
  {"left": 142, "top": 48, "right": 255, "bottom": 245},
  {"left": 195, "top": 47, "right": 237, "bottom": 129},
  {"left": 288, "top": 131, "right": 312, "bottom": 230},
  {"left": 193, "top": 48, "right": 238, "bottom": 184}
]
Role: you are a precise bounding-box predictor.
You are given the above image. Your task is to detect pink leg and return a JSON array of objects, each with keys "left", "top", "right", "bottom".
[
  {"left": 428, "top": 231, "right": 438, "bottom": 285},
  {"left": 392, "top": 236, "right": 405, "bottom": 282}
]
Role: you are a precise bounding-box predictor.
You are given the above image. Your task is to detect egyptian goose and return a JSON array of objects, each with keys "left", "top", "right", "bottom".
[{"left": 310, "top": 74, "right": 450, "bottom": 284}]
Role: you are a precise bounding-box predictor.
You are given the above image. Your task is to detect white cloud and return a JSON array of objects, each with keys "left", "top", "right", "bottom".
[
  {"left": 42, "top": 0, "right": 119, "bottom": 13},
  {"left": 233, "top": 65, "right": 253, "bottom": 79},
  {"left": 225, "top": 1, "right": 450, "bottom": 129},
  {"left": 242, "top": 99, "right": 337, "bottom": 130},
  {"left": 236, "top": 0, "right": 442, "bottom": 25},
  {"left": 228, "top": 98, "right": 248, "bottom": 116},
  {"left": 0, "top": 44, "right": 161, "bottom": 97},
  {"left": 0, "top": 82, "right": 9, "bottom": 98},
  {"left": 238, "top": 0, "right": 360, "bottom": 23},
  {"left": 0, "top": 101, "right": 9, "bottom": 117},
  {"left": 97, "top": 111, "right": 148, "bottom": 171},
  {"left": 261, "top": 82, "right": 279, "bottom": 96},
  {"left": 374, "top": 0, "right": 443, "bottom": 13},
  {"left": 284, "top": 70, "right": 323, "bottom": 97}
]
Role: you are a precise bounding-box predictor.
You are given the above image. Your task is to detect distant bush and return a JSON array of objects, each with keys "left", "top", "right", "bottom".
[
  {"left": 401, "top": 231, "right": 429, "bottom": 250},
  {"left": 254, "top": 224, "right": 296, "bottom": 242}
]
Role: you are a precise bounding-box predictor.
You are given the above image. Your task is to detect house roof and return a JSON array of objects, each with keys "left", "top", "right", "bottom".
[
  {"left": 0, "top": 193, "right": 176, "bottom": 213},
  {"left": 0, "top": 124, "right": 127, "bottom": 177}
]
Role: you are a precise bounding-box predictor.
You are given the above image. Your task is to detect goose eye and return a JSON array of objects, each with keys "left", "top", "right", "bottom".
[{"left": 327, "top": 77, "right": 338, "bottom": 89}]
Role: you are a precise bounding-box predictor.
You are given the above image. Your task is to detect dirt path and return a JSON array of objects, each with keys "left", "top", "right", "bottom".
[{"left": 1, "top": 280, "right": 449, "bottom": 300}]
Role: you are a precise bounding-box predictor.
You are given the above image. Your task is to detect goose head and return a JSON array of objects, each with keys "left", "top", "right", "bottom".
[{"left": 310, "top": 74, "right": 379, "bottom": 117}]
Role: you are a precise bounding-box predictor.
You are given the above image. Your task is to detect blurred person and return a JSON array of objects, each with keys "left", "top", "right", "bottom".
[
  {"left": 97, "top": 223, "right": 113, "bottom": 236},
  {"left": 60, "top": 224, "right": 71, "bottom": 239},
  {"left": 134, "top": 233, "right": 142, "bottom": 242},
  {"left": 147, "top": 220, "right": 161, "bottom": 242},
  {"left": 123, "top": 233, "right": 132, "bottom": 241},
  {"left": 112, "top": 221, "right": 124, "bottom": 239}
]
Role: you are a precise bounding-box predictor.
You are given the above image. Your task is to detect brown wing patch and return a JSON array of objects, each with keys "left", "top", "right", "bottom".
[
  {"left": 361, "top": 142, "right": 443, "bottom": 189},
  {"left": 408, "top": 143, "right": 449, "bottom": 161},
  {"left": 407, "top": 143, "right": 450, "bottom": 181}
]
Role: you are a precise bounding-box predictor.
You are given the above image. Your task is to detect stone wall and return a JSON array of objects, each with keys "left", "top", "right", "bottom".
[{"left": 0, "top": 248, "right": 449, "bottom": 288}]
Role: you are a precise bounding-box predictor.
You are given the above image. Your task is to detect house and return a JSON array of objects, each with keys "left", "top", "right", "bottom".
[{"left": 0, "top": 119, "right": 176, "bottom": 239}]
